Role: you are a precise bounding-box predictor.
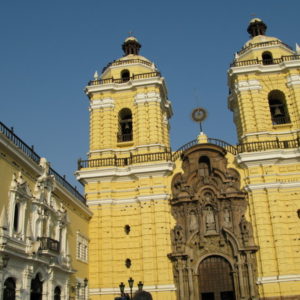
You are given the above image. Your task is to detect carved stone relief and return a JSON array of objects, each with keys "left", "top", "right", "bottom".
[{"left": 168, "top": 144, "right": 258, "bottom": 300}]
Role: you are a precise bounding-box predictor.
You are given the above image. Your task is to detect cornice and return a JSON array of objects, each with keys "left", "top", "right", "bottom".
[
  {"left": 229, "top": 60, "right": 300, "bottom": 76},
  {"left": 85, "top": 77, "right": 167, "bottom": 95},
  {"left": 76, "top": 161, "right": 175, "bottom": 184},
  {"left": 0, "top": 133, "right": 91, "bottom": 216},
  {"left": 237, "top": 148, "right": 300, "bottom": 166}
]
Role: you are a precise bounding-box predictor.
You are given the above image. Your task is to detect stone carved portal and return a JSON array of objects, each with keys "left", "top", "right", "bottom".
[{"left": 168, "top": 144, "right": 258, "bottom": 300}]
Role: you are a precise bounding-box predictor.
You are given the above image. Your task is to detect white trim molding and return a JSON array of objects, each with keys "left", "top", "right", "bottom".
[
  {"left": 134, "top": 91, "right": 162, "bottom": 104},
  {"left": 287, "top": 74, "right": 300, "bottom": 87},
  {"left": 235, "top": 79, "right": 262, "bottom": 92},
  {"left": 257, "top": 274, "right": 300, "bottom": 285},
  {"left": 76, "top": 161, "right": 175, "bottom": 184},
  {"left": 237, "top": 148, "right": 300, "bottom": 166},
  {"left": 244, "top": 181, "right": 300, "bottom": 191},
  {"left": 85, "top": 77, "right": 167, "bottom": 95},
  {"left": 90, "top": 98, "right": 115, "bottom": 110}
]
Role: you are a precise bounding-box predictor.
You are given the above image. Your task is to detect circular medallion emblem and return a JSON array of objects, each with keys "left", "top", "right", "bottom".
[{"left": 191, "top": 107, "right": 207, "bottom": 123}]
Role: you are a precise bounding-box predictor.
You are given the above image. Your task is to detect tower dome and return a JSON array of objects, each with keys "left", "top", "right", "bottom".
[
  {"left": 247, "top": 18, "right": 267, "bottom": 37},
  {"left": 122, "top": 35, "right": 141, "bottom": 55}
]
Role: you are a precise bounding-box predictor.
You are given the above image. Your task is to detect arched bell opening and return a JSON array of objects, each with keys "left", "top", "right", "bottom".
[
  {"left": 3, "top": 277, "right": 16, "bottom": 300},
  {"left": 268, "top": 90, "right": 290, "bottom": 125},
  {"left": 30, "top": 273, "right": 43, "bottom": 300},
  {"left": 262, "top": 51, "right": 273, "bottom": 65},
  {"left": 118, "top": 108, "right": 133, "bottom": 142},
  {"left": 121, "top": 69, "right": 130, "bottom": 82},
  {"left": 198, "top": 255, "right": 236, "bottom": 300}
]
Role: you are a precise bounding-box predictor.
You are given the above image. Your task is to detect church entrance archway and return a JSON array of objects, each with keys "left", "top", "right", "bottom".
[
  {"left": 30, "top": 273, "right": 43, "bottom": 300},
  {"left": 3, "top": 277, "right": 16, "bottom": 300},
  {"left": 199, "top": 256, "right": 235, "bottom": 300}
]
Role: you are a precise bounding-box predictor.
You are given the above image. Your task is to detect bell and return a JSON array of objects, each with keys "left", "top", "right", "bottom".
[
  {"left": 273, "top": 106, "right": 283, "bottom": 117},
  {"left": 124, "top": 123, "right": 130, "bottom": 130}
]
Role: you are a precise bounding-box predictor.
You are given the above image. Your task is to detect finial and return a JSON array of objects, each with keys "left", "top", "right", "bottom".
[
  {"left": 247, "top": 18, "right": 267, "bottom": 37},
  {"left": 234, "top": 52, "right": 239, "bottom": 60},
  {"left": 94, "top": 71, "right": 99, "bottom": 80},
  {"left": 296, "top": 43, "right": 300, "bottom": 54}
]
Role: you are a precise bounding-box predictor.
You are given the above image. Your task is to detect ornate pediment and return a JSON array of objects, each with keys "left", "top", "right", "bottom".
[{"left": 10, "top": 172, "right": 32, "bottom": 200}]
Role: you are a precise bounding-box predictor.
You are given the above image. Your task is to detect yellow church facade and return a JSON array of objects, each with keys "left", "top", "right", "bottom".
[{"left": 77, "top": 18, "right": 300, "bottom": 300}]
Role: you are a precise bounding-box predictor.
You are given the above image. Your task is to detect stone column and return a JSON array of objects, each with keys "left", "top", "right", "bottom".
[
  {"left": 193, "top": 273, "right": 200, "bottom": 300},
  {"left": 236, "top": 260, "right": 246, "bottom": 300},
  {"left": 187, "top": 259, "right": 194, "bottom": 300},
  {"left": 177, "top": 259, "right": 185, "bottom": 300},
  {"left": 23, "top": 266, "right": 34, "bottom": 300},
  {"left": 186, "top": 258, "right": 195, "bottom": 300},
  {"left": 246, "top": 252, "right": 257, "bottom": 299}
]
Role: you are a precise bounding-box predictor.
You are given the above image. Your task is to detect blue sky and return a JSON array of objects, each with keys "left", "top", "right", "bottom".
[{"left": 1, "top": 1, "right": 300, "bottom": 190}]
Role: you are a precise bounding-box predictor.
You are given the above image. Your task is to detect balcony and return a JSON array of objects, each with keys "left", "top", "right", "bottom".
[
  {"left": 78, "top": 151, "right": 172, "bottom": 169},
  {"left": 88, "top": 71, "right": 161, "bottom": 86},
  {"left": 271, "top": 115, "right": 291, "bottom": 125},
  {"left": 38, "top": 237, "right": 60, "bottom": 254},
  {"left": 102, "top": 58, "right": 153, "bottom": 72},
  {"left": 230, "top": 54, "right": 300, "bottom": 67},
  {"left": 117, "top": 133, "right": 133, "bottom": 142},
  {"left": 237, "top": 40, "right": 293, "bottom": 56}
]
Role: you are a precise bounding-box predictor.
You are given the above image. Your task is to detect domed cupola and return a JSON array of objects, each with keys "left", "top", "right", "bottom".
[
  {"left": 247, "top": 18, "right": 267, "bottom": 37},
  {"left": 122, "top": 36, "right": 141, "bottom": 56}
]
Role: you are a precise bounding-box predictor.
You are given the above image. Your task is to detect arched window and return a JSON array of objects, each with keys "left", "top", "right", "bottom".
[
  {"left": 121, "top": 69, "right": 130, "bottom": 82},
  {"left": 3, "top": 277, "right": 16, "bottom": 300},
  {"left": 118, "top": 108, "right": 133, "bottom": 142},
  {"left": 54, "top": 286, "right": 61, "bottom": 300},
  {"left": 30, "top": 273, "right": 43, "bottom": 300},
  {"left": 262, "top": 51, "right": 273, "bottom": 65},
  {"left": 268, "top": 90, "right": 290, "bottom": 125},
  {"left": 13, "top": 203, "right": 20, "bottom": 232},
  {"left": 198, "top": 156, "right": 211, "bottom": 176}
]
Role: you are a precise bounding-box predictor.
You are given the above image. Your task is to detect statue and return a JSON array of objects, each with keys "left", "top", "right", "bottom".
[
  {"left": 189, "top": 211, "right": 198, "bottom": 233},
  {"left": 205, "top": 206, "right": 216, "bottom": 232},
  {"left": 223, "top": 208, "right": 231, "bottom": 227}
]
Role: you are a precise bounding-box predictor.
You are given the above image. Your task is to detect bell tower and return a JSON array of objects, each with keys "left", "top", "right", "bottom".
[
  {"left": 228, "top": 18, "right": 300, "bottom": 144},
  {"left": 86, "top": 36, "right": 172, "bottom": 158},
  {"left": 228, "top": 19, "right": 300, "bottom": 300},
  {"left": 76, "top": 37, "right": 176, "bottom": 300}
]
